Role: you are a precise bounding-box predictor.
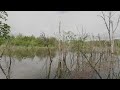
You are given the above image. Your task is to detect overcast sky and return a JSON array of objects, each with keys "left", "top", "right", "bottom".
[{"left": 7, "top": 11, "right": 120, "bottom": 38}]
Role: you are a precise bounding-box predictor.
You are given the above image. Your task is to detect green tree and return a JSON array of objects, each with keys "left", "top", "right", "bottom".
[{"left": 0, "top": 11, "right": 10, "bottom": 39}]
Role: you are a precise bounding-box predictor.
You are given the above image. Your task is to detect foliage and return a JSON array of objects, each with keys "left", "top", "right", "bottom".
[
  {"left": 0, "top": 34, "right": 58, "bottom": 47},
  {"left": 0, "top": 11, "right": 10, "bottom": 39}
]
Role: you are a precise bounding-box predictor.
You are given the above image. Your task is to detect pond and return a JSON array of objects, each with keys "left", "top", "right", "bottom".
[
  {"left": 0, "top": 47, "right": 120, "bottom": 79},
  {"left": 0, "top": 47, "right": 58, "bottom": 79}
]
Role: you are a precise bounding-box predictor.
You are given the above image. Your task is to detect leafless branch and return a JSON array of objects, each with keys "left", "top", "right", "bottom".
[{"left": 113, "top": 15, "right": 120, "bottom": 33}]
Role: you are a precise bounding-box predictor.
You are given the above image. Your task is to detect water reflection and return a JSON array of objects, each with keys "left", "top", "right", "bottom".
[
  {"left": 0, "top": 47, "right": 120, "bottom": 79},
  {"left": 3, "top": 47, "right": 57, "bottom": 60},
  {"left": 0, "top": 47, "right": 57, "bottom": 79},
  {"left": 36, "top": 48, "right": 56, "bottom": 60}
]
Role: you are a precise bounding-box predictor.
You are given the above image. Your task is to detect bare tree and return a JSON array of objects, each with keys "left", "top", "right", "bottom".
[
  {"left": 56, "top": 21, "right": 62, "bottom": 78},
  {"left": 0, "top": 39, "right": 12, "bottom": 79},
  {"left": 40, "top": 32, "right": 53, "bottom": 79},
  {"left": 98, "top": 11, "right": 120, "bottom": 54}
]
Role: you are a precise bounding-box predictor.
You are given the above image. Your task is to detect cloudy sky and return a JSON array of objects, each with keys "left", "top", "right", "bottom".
[{"left": 7, "top": 11, "right": 120, "bottom": 38}]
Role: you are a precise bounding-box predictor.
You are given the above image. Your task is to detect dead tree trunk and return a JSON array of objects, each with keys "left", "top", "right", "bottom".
[{"left": 99, "top": 11, "right": 120, "bottom": 54}]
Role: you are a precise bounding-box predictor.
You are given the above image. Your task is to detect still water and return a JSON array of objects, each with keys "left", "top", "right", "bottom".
[
  {"left": 0, "top": 56, "right": 59, "bottom": 79},
  {"left": 0, "top": 48, "right": 120, "bottom": 79}
]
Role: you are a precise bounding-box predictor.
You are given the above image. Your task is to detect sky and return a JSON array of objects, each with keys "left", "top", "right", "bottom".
[{"left": 6, "top": 11, "right": 120, "bottom": 38}]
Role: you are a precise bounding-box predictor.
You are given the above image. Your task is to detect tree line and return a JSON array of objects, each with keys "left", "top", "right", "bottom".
[{"left": 0, "top": 34, "right": 58, "bottom": 47}]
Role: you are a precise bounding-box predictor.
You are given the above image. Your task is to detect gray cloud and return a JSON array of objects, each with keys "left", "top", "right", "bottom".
[
  {"left": 57, "top": 11, "right": 70, "bottom": 14},
  {"left": 6, "top": 11, "right": 120, "bottom": 38}
]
